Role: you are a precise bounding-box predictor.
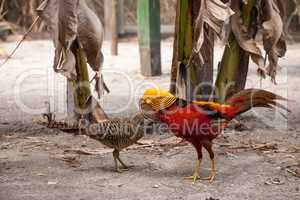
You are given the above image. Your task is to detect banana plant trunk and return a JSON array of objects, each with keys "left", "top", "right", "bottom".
[
  {"left": 68, "top": 40, "right": 92, "bottom": 120},
  {"left": 215, "top": 0, "right": 256, "bottom": 102},
  {"left": 170, "top": 0, "right": 213, "bottom": 101},
  {"left": 71, "top": 41, "right": 108, "bottom": 123}
]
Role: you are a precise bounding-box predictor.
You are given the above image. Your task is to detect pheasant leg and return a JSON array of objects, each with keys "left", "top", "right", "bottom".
[
  {"left": 201, "top": 158, "right": 216, "bottom": 182},
  {"left": 117, "top": 155, "right": 129, "bottom": 170},
  {"left": 113, "top": 150, "right": 123, "bottom": 173},
  {"left": 184, "top": 159, "right": 201, "bottom": 183},
  {"left": 113, "top": 149, "right": 129, "bottom": 172}
]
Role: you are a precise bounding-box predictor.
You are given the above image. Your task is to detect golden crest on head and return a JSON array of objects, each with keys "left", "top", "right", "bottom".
[
  {"left": 143, "top": 88, "right": 173, "bottom": 97},
  {"left": 141, "top": 88, "right": 177, "bottom": 111}
]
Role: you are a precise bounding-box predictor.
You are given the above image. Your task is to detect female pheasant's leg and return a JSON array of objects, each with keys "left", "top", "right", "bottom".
[
  {"left": 202, "top": 142, "right": 216, "bottom": 182},
  {"left": 114, "top": 149, "right": 129, "bottom": 170},
  {"left": 113, "top": 149, "right": 122, "bottom": 173},
  {"left": 117, "top": 155, "right": 129, "bottom": 170}
]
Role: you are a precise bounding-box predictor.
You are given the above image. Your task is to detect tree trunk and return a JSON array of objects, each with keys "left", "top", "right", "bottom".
[
  {"left": 193, "top": 25, "right": 214, "bottom": 100},
  {"left": 169, "top": 0, "right": 180, "bottom": 95},
  {"left": 170, "top": 0, "right": 213, "bottom": 100},
  {"left": 215, "top": 0, "right": 256, "bottom": 103}
]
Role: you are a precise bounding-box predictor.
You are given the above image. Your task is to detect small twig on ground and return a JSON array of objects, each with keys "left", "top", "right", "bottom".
[
  {"left": 166, "top": 149, "right": 184, "bottom": 158},
  {"left": 64, "top": 148, "right": 113, "bottom": 155},
  {"left": 225, "top": 151, "right": 239, "bottom": 159},
  {"left": 228, "top": 144, "right": 250, "bottom": 149},
  {"left": 252, "top": 143, "right": 278, "bottom": 151},
  {"left": 215, "top": 142, "right": 232, "bottom": 147},
  {"left": 0, "top": 16, "right": 40, "bottom": 69},
  {"left": 128, "top": 144, "right": 154, "bottom": 150},
  {"left": 226, "top": 142, "right": 279, "bottom": 152}
]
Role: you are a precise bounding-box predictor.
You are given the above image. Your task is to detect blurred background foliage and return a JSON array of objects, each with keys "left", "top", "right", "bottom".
[{"left": 0, "top": 0, "right": 177, "bottom": 33}]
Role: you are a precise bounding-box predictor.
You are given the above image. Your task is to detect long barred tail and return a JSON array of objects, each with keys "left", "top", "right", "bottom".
[{"left": 226, "top": 89, "right": 291, "bottom": 116}]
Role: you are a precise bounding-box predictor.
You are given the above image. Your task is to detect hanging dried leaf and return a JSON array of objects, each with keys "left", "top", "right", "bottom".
[
  {"left": 57, "top": 0, "right": 78, "bottom": 79},
  {"left": 36, "top": 0, "right": 57, "bottom": 37},
  {"left": 261, "top": 0, "right": 286, "bottom": 83},
  {"left": 228, "top": 0, "right": 287, "bottom": 82},
  {"left": 77, "top": 1, "right": 106, "bottom": 96},
  {"left": 262, "top": 1, "right": 282, "bottom": 52},
  {"left": 193, "top": 0, "right": 234, "bottom": 63},
  {"left": 230, "top": 1, "right": 266, "bottom": 78},
  {"left": 37, "top": 0, "right": 106, "bottom": 96},
  {"left": 77, "top": 1, "right": 104, "bottom": 73},
  {"left": 58, "top": 0, "right": 78, "bottom": 49}
]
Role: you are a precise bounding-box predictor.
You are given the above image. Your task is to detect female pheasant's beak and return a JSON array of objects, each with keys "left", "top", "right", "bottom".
[{"left": 139, "top": 99, "right": 160, "bottom": 122}]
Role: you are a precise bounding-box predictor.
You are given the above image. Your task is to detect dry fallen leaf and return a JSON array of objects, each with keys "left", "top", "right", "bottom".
[
  {"left": 152, "top": 184, "right": 160, "bottom": 189},
  {"left": 37, "top": 173, "right": 47, "bottom": 177},
  {"left": 64, "top": 148, "right": 113, "bottom": 155},
  {"left": 264, "top": 177, "right": 284, "bottom": 185},
  {"left": 286, "top": 169, "right": 300, "bottom": 178},
  {"left": 252, "top": 143, "right": 278, "bottom": 151},
  {"left": 47, "top": 181, "right": 58, "bottom": 185}
]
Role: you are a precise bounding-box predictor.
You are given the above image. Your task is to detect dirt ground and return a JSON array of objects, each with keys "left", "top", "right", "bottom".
[{"left": 0, "top": 39, "right": 299, "bottom": 200}]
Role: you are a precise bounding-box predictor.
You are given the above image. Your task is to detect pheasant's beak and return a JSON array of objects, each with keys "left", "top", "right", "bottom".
[
  {"left": 140, "top": 98, "right": 145, "bottom": 105},
  {"left": 139, "top": 99, "right": 160, "bottom": 122}
]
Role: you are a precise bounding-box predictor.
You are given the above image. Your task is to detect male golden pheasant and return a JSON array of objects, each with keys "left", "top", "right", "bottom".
[{"left": 140, "top": 88, "right": 289, "bottom": 182}]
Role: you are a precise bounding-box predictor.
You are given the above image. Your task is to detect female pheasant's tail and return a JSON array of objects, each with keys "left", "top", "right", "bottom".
[{"left": 226, "top": 89, "right": 291, "bottom": 116}]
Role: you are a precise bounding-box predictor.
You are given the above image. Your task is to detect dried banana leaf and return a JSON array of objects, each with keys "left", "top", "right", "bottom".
[
  {"left": 261, "top": 0, "right": 286, "bottom": 83},
  {"left": 229, "top": 0, "right": 286, "bottom": 83},
  {"left": 193, "top": 0, "right": 234, "bottom": 63},
  {"left": 230, "top": 1, "right": 265, "bottom": 77},
  {"left": 37, "top": 0, "right": 106, "bottom": 95}
]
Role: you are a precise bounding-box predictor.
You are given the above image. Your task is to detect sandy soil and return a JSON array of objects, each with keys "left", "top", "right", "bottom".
[{"left": 0, "top": 39, "right": 299, "bottom": 200}]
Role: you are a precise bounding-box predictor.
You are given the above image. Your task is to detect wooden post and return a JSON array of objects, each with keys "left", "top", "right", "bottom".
[
  {"left": 104, "top": 0, "right": 111, "bottom": 40},
  {"left": 104, "top": 0, "right": 118, "bottom": 55},
  {"left": 118, "top": 0, "right": 125, "bottom": 35},
  {"left": 137, "top": 0, "right": 161, "bottom": 76},
  {"left": 111, "top": 0, "right": 118, "bottom": 55}
]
